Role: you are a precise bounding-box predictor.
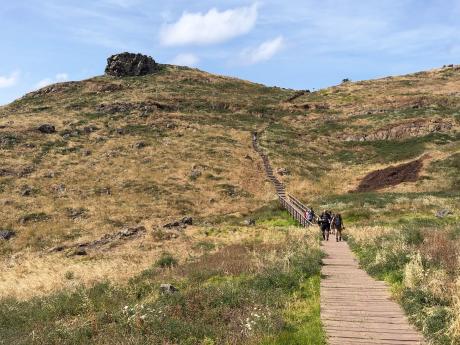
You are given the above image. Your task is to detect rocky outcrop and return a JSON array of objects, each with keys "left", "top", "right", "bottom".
[
  {"left": 96, "top": 101, "right": 173, "bottom": 114},
  {"left": 0, "top": 230, "right": 15, "bottom": 240},
  {"left": 105, "top": 53, "right": 159, "bottom": 77},
  {"left": 344, "top": 119, "right": 453, "bottom": 142},
  {"left": 38, "top": 124, "right": 56, "bottom": 134},
  {"left": 163, "top": 217, "right": 193, "bottom": 230},
  {"left": 24, "top": 82, "right": 79, "bottom": 98},
  {"left": 292, "top": 102, "right": 330, "bottom": 111},
  {"left": 50, "top": 226, "right": 146, "bottom": 254}
]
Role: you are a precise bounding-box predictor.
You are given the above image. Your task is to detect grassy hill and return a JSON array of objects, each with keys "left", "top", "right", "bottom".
[{"left": 0, "top": 62, "right": 459, "bottom": 344}]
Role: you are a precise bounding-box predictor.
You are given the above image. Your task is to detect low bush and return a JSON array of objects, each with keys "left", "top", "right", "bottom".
[{"left": 155, "top": 253, "right": 178, "bottom": 268}]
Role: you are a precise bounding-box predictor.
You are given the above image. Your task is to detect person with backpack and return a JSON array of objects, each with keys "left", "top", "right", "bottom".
[
  {"left": 329, "top": 212, "right": 336, "bottom": 236},
  {"left": 332, "top": 213, "right": 344, "bottom": 241},
  {"left": 318, "top": 210, "right": 331, "bottom": 241},
  {"left": 306, "top": 208, "right": 315, "bottom": 224}
]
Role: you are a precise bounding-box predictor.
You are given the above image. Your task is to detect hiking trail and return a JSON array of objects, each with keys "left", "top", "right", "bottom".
[
  {"left": 252, "top": 131, "right": 425, "bottom": 345},
  {"left": 321, "top": 240, "right": 424, "bottom": 344}
]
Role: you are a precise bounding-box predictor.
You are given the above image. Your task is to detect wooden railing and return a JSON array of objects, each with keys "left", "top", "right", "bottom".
[{"left": 252, "top": 132, "right": 313, "bottom": 227}]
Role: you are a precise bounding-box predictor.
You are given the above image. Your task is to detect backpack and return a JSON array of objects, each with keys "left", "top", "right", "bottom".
[{"left": 334, "top": 216, "right": 341, "bottom": 227}]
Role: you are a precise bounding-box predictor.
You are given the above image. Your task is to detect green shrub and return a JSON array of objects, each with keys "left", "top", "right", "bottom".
[{"left": 155, "top": 253, "right": 178, "bottom": 268}]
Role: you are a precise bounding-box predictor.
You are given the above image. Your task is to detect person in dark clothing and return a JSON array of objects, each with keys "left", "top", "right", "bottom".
[
  {"left": 306, "top": 208, "right": 315, "bottom": 223},
  {"left": 332, "top": 213, "right": 344, "bottom": 241},
  {"left": 318, "top": 210, "right": 331, "bottom": 241},
  {"left": 329, "top": 212, "right": 336, "bottom": 236}
]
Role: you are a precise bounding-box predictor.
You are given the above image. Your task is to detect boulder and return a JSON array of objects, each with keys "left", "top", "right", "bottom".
[
  {"left": 38, "top": 124, "right": 56, "bottom": 134},
  {"left": 20, "top": 185, "right": 33, "bottom": 197},
  {"left": 73, "top": 248, "right": 88, "bottom": 256},
  {"left": 119, "top": 226, "right": 146, "bottom": 238},
  {"left": 134, "top": 141, "right": 147, "bottom": 149},
  {"left": 160, "top": 283, "right": 178, "bottom": 294},
  {"left": 163, "top": 216, "right": 193, "bottom": 229},
  {"left": 189, "top": 169, "right": 202, "bottom": 180},
  {"left": 243, "top": 218, "right": 256, "bottom": 226},
  {"left": 105, "top": 52, "right": 159, "bottom": 77},
  {"left": 83, "top": 125, "right": 99, "bottom": 134},
  {"left": 49, "top": 245, "right": 66, "bottom": 252},
  {"left": 436, "top": 209, "right": 452, "bottom": 218},
  {"left": 0, "top": 230, "right": 15, "bottom": 240},
  {"left": 181, "top": 217, "right": 193, "bottom": 226}
]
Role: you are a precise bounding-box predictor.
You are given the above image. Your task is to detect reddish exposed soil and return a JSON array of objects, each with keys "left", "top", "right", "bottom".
[{"left": 356, "top": 158, "right": 424, "bottom": 192}]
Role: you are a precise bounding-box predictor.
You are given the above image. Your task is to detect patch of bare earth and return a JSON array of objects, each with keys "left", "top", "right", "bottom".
[{"left": 355, "top": 158, "right": 424, "bottom": 192}]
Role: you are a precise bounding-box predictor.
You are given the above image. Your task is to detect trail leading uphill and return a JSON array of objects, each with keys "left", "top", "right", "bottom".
[{"left": 252, "top": 132, "right": 425, "bottom": 345}]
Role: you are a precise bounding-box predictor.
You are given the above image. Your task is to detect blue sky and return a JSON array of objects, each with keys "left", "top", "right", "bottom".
[{"left": 1, "top": 0, "right": 459, "bottom": 105}]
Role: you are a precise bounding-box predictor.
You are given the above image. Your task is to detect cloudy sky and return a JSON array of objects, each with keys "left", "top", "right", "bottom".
[{"left": 1, "top": 0, "right": 459, "bottom": 104}]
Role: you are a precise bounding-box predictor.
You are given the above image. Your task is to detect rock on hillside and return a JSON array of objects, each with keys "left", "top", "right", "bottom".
[
  {"left": 105, "top": 52, "right": 159, "bottom": 77},
  {"left": 343, "top": 119, "right": 453, "bottom": 142}
]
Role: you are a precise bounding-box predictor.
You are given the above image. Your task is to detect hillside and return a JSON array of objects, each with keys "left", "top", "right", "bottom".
[
  {"left": 0, "top": 60, "right": 459, "bottom": 344},
  {"left": 0, "top": 65, "right": 299, "bottom": 296}
]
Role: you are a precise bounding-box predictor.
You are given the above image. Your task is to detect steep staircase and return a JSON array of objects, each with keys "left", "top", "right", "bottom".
[{"left": 252, "top": 132, "right": 312, "bottom": 227}]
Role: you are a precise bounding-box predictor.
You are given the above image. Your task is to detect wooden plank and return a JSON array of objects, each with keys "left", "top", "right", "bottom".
[{"left": 321, "top": 240, "right": 425, "bottom": 344}]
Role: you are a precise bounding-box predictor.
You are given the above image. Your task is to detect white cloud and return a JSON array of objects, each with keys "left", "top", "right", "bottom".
[
  {"left": 160, "top": 3, "right": 258, "bottom": 46},
  {"left": 35, "top": 73, "right": 69, "bottom": 89},
  {"left": 170, "top": 53, "right": 200, "bottom": 67},
  {"left": 241, "top": 36, "right": 284, "bottom": 64},
  {"left": 0, "top": 71, "right": 20, "bottom": 88}
]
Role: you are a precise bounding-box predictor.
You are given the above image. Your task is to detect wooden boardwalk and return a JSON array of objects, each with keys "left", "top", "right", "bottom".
[
  {"left": 321, "top": 240, "right": 424, "bottom": 345},
  {"left": 251, "top": 132, "right": 424, "bottom": 344}
]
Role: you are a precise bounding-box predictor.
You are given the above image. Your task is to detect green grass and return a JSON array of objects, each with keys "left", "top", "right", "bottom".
[
  {"left": 0, "top": 219, "right": 324, "bottom": 345},
  {"left": 260, "top": 275, "right": 326, "bottom": 345},
  {"left": 312, "top": 191, "right": 460, "bottom": 226},
  {"left": 155, "top": 253, "right": 178, "bottom": 268}
]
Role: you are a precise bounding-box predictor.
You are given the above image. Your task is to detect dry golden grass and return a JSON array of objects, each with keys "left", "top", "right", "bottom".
[
  {"left": 1, "top": 63, "right": 459, "bottom": 302},
  {"left": 1, "top": 222, "right": 312, "bottom": 299}
]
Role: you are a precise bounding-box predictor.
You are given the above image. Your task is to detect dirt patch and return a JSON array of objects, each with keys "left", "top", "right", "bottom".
[{"left": 355, "top": 158, "right": 424, "bottom": 192}]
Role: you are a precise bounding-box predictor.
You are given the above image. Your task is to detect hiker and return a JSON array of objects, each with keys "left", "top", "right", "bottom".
[
  {"left": 329, "top": 212, "right": 336, "bottom": 236},
  {"left": 318, "top": 210, "right": 331, "bottom": 241},
  {"left": 331, "top": 213, "right": 344, "bottom": 241},
  {"left": 306, "top": 208, "right": 315, "bottom": 223}
]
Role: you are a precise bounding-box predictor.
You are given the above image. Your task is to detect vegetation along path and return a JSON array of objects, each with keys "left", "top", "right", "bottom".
[{"left": 252, "top": 132, "right": 425, "bottom": 345}]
